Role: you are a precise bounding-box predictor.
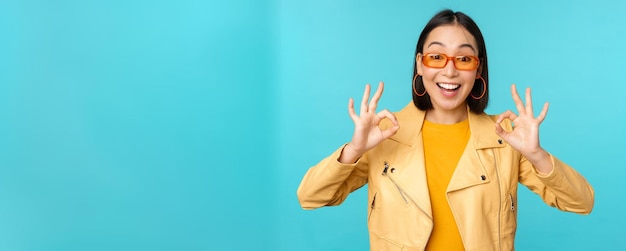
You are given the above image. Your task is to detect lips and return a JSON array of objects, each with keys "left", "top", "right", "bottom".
[{"left": 437, "top": 83, "right": 460, "bottom": 90}]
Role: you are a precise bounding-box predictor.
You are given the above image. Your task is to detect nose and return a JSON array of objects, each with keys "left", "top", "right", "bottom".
[{"left": 442, "top": 58, "right": 459, "bottom": 77}]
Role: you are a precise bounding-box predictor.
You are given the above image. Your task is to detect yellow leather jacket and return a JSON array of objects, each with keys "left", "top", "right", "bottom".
[{"left": 297, "top": 103, "right": 594, "bottom": 251}]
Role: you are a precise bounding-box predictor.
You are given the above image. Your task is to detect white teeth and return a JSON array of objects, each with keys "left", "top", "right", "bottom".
[{"left": 437, "top": 83, "right": 460, "bottom": 90}]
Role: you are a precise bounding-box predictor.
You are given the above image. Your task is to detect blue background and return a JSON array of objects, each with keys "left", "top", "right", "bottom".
[{"left": 0, "top": 0, "right": 624, "bottom": 250}]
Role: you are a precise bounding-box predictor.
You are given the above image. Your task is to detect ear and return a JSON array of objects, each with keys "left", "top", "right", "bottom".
[{"left": 416, "top": 54, "right": 423, "bottom": 75}]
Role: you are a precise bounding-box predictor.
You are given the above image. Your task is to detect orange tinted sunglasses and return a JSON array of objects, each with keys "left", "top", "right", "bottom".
[{"left": 421, "top": 53, "right": 480, "bottom": 71}]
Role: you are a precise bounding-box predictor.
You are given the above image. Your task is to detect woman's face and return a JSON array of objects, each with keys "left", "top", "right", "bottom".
[{"left": 417, "top": 24, "right": 480, "bottom": 113}]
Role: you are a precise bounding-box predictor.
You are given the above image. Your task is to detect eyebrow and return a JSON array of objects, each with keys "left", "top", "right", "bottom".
[{"left": 427, "top": 41, "right": 476, "bottom": 53}]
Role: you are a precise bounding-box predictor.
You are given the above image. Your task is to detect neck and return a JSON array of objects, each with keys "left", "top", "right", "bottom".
[{"left": 425, "top": 107, "right": 468, "bottom": 124}]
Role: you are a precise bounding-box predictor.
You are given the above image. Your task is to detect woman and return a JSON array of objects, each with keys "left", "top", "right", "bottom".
[{"left": 297, "top": 9, "right": 594, "bottom": 251}]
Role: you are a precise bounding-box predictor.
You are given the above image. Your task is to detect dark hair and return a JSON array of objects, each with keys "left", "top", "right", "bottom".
[{"left": 412, "top": 9, "right": 489, "bottom": 114}]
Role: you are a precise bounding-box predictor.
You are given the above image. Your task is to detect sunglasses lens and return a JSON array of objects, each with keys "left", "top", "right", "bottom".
[
  {"left": 454, "top": 56, "right": 479, "bottom": 70},
  {"left": 423, "top": 54, "right": 447, "bottom": 68}
]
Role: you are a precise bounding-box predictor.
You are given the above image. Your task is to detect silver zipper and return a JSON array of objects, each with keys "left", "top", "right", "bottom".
[
  {"left": 382, "top": 161, "right": 408, "bottom": 204},
  {"left": 368, "top": 193, "right": 376, "bottom": 222},
  {"left": 371, "top": 194, "right": 376, "bottom": 209},
  {"left": 381, "top": 161, "right": 431, "bottom": 219},
  {"left": 509, "top": 194, "right": 515, "bottom": 212}
]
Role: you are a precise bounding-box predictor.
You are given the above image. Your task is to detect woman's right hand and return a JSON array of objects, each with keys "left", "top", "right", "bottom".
[{"left": 339, "top": 82, "right": 400, "bottom": 164}]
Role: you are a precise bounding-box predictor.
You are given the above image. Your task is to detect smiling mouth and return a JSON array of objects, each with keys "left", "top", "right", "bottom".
[{"left": 437, "top": 83, "right": 461, "bottom": 91}]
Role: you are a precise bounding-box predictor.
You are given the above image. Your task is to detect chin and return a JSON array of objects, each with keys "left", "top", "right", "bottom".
[{"left": 433, "top": 100, "right": 467, "bottom": 111}]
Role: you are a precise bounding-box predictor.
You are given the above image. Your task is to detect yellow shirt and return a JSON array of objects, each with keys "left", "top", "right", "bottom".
[{"left": 423, "top": 119, "right": 470, "bottom": 251}]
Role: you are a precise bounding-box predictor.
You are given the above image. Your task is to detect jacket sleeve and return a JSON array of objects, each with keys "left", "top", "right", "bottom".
[
  {"left": 518, "top": 154, "right": 594, "bottom": 214},
  {"left": 296, "top": 145, "right": 370, "bottom": 210}
]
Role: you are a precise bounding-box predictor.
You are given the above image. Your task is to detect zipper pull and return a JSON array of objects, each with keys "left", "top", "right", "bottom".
[
  {"left": 509, "top": 194, "right": 515, "bottom": 211},
  {"left": 382, "top": 161, "right": 389, "bottom": 175}
]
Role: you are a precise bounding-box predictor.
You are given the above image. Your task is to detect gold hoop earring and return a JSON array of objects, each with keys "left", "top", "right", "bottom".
[
  {"left": 471, "top": 76, "right": 486, "bottom": 100},
  {"left": 413, "top": 74, "right": 426, "bottom": 96}
]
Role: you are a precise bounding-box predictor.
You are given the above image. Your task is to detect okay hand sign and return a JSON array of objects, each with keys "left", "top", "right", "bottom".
[
  {"left": 340, "top": 82, "right": 399, "bottom": 163},
  {"left": 495, "top": 84, "right": 550, "bottom": 164}
]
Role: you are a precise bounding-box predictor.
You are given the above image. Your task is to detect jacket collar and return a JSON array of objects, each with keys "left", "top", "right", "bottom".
[
  {"left": 384, "top": 103, "right": 507, "bottom": 217},
  {"left": 389, "top": 102, "right": 507, "bottom": 197},
  {"left": 390, "top": 102, "right": 504, "bottom": 149}
]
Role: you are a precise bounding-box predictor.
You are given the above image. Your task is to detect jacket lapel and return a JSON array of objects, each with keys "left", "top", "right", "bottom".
[
  {"left": 386, "top": 104, "right": 507, "bottom": 216},
  {"left": 447, "top": 111, "right": 506, "bottom": 192},
  {"left": 388, "top": 103, "right": 432, "bottom": 218}
]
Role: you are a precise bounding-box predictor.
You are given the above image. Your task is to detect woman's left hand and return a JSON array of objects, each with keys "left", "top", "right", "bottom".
[{"left": 496, "top": 84, "right": 552, "bottom": 172}]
